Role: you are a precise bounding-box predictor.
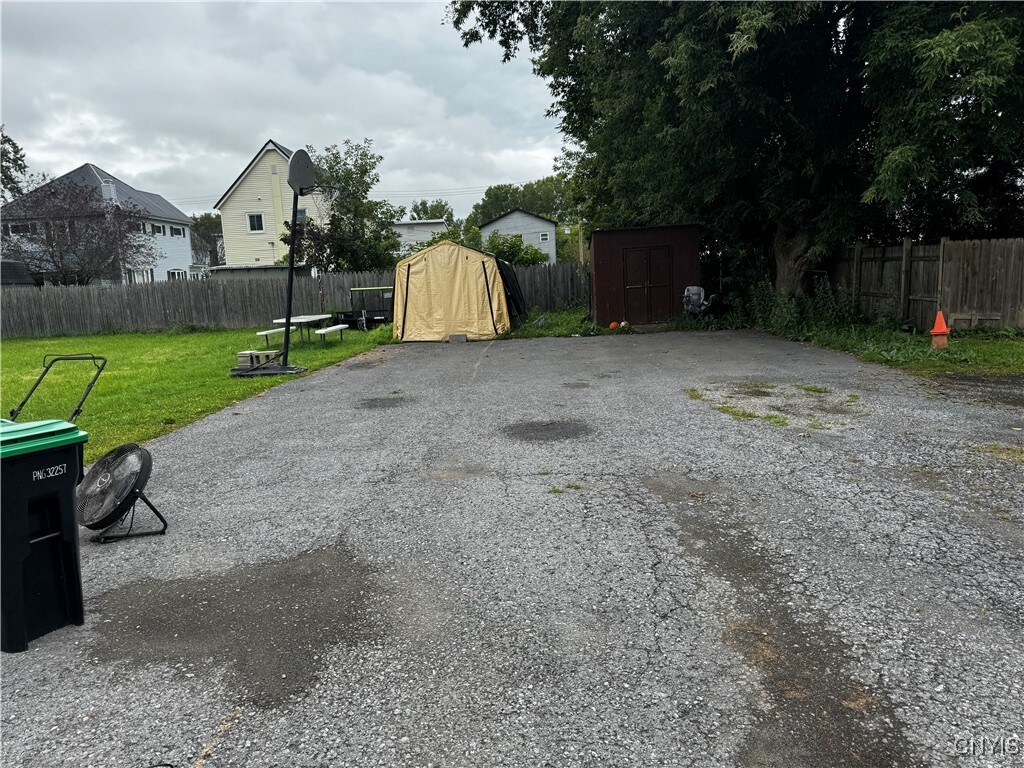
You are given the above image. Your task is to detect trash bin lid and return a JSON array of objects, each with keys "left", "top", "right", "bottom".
[{"left": 0, "top": 419, "right": 89, "bottom": 459}]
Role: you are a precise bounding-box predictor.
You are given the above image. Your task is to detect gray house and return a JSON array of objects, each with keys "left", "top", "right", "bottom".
[{"left": 480, "top": 208, "right": 557, "bottom": 264}]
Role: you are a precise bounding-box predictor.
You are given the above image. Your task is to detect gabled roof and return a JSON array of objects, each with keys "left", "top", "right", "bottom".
[
  {"left": 1, "top": 163, "right": 191, "bottom": 224},
  {"left": 393, "top": 219, "right": 449, "bottom": 228},
  {"left": 214, "top": 139, "right": 294, "bottom": 210},
  {"left": 480, "top": 207, "right": 558, "bottom": 228}
]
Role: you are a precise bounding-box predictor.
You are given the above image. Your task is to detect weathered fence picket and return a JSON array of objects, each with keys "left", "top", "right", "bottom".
[
  {"left": 829, "top": 237, "right": 1023, "bottom": 331},
  {"left": 1, "top": 262, "right": 588, "bottom": 338}
]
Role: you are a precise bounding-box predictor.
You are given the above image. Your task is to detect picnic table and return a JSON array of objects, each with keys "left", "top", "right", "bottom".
[{"left": 272, "top": 314, "right": 332, "bottom": 342}]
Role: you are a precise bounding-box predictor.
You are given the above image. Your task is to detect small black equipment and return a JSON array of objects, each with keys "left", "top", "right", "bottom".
[{"left": 76, "top": 444, "right": 167, "bottom": 543}]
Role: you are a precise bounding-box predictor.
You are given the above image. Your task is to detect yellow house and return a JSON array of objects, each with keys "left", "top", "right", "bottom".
[{"left": 214, "top": 139, "right": 328, "bottom": 266}]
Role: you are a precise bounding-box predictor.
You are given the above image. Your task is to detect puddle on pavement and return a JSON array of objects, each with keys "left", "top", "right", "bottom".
[
  {"left": 91, "top": 543, "right": 385, "bottom": 708},
  {"left": 501, "top": 420, "right": 594, "bottom": 442},
  {"left": 647, "top": 476, "right": 915, "bottom": 768},
  {"left": 358, "top": 396, "right": 407, "bottom": 410}
]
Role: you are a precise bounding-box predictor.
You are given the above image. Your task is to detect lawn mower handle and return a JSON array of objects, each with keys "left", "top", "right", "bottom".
[{"left": 9, "top": 354, "right": 107, "bottom": 424}]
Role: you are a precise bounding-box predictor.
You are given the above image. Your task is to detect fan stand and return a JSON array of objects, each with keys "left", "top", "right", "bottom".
[{"left": 92, "top": 490, "right": 168, "bottom": 544}]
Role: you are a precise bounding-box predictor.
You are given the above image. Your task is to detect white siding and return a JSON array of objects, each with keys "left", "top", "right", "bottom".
[
  {"left": 142, "top": 219, "right": 194, "bottom": 281},
  {"left": 480, "top": 211, "right": 557, "bottom": 263},
  {"left": 392, "top": 220, "right": 449, "bottom": 253},
  {"left": 219, "top": 148, "right": 328, "bottom": 266}
]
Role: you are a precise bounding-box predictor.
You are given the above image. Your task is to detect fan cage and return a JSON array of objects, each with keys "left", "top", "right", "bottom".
[{"left": 76, "top": 444, "right": 152, "bottom": 530}]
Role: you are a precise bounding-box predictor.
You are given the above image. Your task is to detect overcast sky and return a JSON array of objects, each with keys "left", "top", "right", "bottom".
[{"left": 1, "top": 1, "right": 561, "bottom": 219}]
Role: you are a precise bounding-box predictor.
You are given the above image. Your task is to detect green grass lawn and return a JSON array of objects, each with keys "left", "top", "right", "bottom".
[
  {"left": 1, "top": 326, "right": 392, "bottom": 462},
  {"left": 805, "top": 326, "right": 1024, "bottom": 375}
]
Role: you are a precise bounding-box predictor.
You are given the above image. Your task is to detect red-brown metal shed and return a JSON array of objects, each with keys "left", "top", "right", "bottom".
[{"left": 589, "top": 225, "right": 700, "bottom": 326}]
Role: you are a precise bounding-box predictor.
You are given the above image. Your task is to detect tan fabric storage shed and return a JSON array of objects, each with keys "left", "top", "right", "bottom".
[{"left": 393, "top": 241, "right": 514, "bottom": 341}]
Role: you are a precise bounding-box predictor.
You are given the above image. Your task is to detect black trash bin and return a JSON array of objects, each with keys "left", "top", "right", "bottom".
[{"left": 1, "top": 418, "right": 88, "bottom": 653}]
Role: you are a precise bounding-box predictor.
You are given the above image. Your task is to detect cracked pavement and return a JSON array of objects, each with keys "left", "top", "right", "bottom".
[{"left": 2, "top": 331, "right": 1022, "bottom": 767}]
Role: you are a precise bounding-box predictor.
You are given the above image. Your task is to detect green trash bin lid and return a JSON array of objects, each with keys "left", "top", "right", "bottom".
[{"left": 0, "top": 419, "right": 89, "bottom": 459}]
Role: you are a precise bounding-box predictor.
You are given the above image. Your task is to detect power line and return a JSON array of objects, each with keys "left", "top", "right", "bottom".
[{"left": 167, "top": 179, "right": 542, "bottom": 206}]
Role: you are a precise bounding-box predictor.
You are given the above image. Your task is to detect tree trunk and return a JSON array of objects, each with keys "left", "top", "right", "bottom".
[{"left": 773, "top": 225, "right": 815, "bottom": 296}]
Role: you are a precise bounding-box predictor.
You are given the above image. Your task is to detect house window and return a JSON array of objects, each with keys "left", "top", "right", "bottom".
[
  {"left": 151, "top": 224, "right": 166, "bottom": 236},
  {"left": 296, "top": 208, "right": 307, "bottom": 223},
  {"left": 139, "top": 222, "right": 148, "bottom": 233},
  {"left": 539, "top": 232, "right": 550, "bottom": 243},
  {"left": 247, "top": 213, "right": 265, "bottom": 232},
  {"left": 127, "top": 268, "right": 154, "bottom": 284},
  {"left": 170, "top": 226, "right": 185, "bottom": 237},
  {"left": 167, "top": 269, "right": 187, "bottom": 281},
  {"left": 4, "top": 222, "right": 37, "bottom": 236},
  {"left": 189, "top": 272, "right": 201, "bottom": 280}
]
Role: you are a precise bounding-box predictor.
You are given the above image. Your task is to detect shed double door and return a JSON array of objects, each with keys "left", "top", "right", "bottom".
[{"left": 623, "top": 246, "right": 672, "bottom": 324}]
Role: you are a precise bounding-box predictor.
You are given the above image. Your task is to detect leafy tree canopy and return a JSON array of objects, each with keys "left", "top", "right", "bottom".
[
  {"left": 292, "top": 139, "right": 405, "bottom": 273},
  {"left": 415, "top": 221, "right": 483, "bottom": 252},
  {"left": 191, "top": 212, "right": 222, "bottom": 266},
  {"left": 1, "top": 125, "right": 29, "bottom": 204},
  {"left": 450, "top": 2, "right": 1024, "bottom": 294},
  {"left": 413, "top": 228, "right": 546, "bottom": 266},
  {"left": 482, "top": 231, "right": 549, "bottom": 266},
  {"left": 410, "top": 198, "right": 456, "bottom": 229},
  {"left": 466, "top": 174, "right": 574, "bottom": 229}
]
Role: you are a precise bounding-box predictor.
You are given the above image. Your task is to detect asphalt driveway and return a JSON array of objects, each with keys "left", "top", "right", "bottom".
[{"left": 3, "top": 331, "right": 1022, "bottom": 768}]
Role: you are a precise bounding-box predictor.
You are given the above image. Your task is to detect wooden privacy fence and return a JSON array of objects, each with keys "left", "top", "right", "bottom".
[
  {"left": 828, "top": 237, "right": 1024, "bottom": 331},
  {"left": 1, "top": 262, "right": 588, "bottom": 338}
]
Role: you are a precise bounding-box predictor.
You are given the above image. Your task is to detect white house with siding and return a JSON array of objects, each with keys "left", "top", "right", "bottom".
[
  {"left": 214, "top": 139, "right": 328, "bottom": 266},
  {"left": 480, "top": 208, "right": 557, "bottom": 264},
  {"left": 0, "top": 163, "right": 196, "bottom": 283},
  {"left": 392, "top": 219, "right": 449, "bottom": 255}
]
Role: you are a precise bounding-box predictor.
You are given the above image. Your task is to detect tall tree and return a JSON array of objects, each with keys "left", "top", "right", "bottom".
[
  {"left": 466, "top": 174, "right": 573, "bottom": 228},
  {"left": 1, "top": 179, "right": 158, "bottom": 285},
  {"left": 450, "top": 2, "right": 1024, "bottom": 295},
  {"left": 410, "top": 198, "right": 456, "bottom": 228},
  {"left": 190, "top": 212, "right": 222, "bottom": 266},
  {"left": 294, "top": 139, "right": 405, "bottom": 272},
  {"left": 1, "top": 125, "right": 29, "bottom": 204}
]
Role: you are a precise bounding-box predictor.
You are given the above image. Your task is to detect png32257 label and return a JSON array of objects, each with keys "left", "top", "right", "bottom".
[{"left": 32, "top": 463, "right": 67, "bottom": 482}]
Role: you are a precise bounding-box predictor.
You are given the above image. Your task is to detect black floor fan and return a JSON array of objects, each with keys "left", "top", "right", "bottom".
[{"left": 76, "top": 443, "right": 167, "bottom": 543}]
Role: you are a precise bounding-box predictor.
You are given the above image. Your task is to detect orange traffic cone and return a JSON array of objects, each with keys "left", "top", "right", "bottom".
[{"left": 931, "top": 310, "right": 950, "bottom": 349}]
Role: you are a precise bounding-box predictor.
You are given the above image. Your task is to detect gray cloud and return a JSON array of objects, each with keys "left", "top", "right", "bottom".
[{"left": 1, "top": 1, "right": 560, "bottom": 218}]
